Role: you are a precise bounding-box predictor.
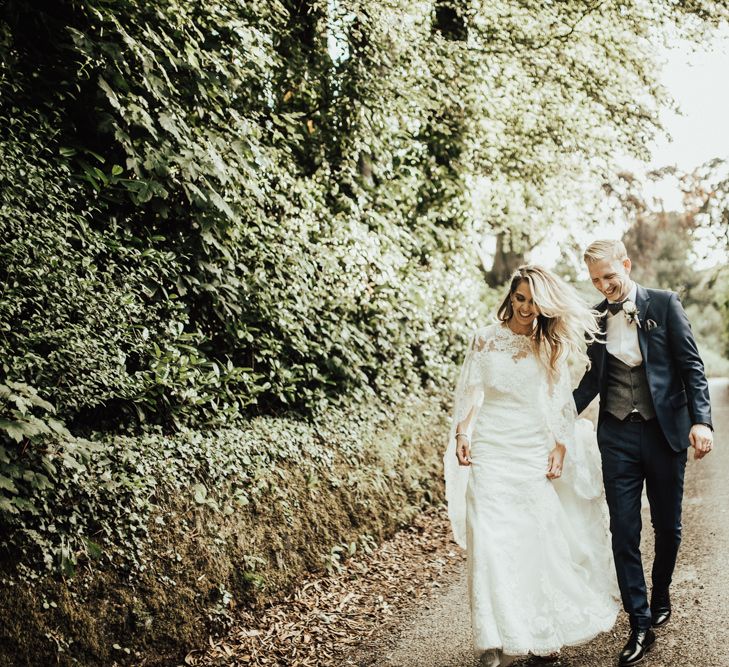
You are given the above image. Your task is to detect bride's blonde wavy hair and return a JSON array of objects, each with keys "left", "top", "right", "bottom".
[{"left": 497, "top": 264, "right": 602, "bottom": 374}]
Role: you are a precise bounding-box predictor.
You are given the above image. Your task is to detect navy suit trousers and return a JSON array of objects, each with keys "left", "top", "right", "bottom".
[{"left": 597, "top": 414, "right": 687, "bottom": 630}]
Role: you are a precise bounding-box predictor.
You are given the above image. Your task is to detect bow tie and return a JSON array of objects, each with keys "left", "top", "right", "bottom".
[{"left": 606, "top": 300, "right": 626, "bottom": 315}]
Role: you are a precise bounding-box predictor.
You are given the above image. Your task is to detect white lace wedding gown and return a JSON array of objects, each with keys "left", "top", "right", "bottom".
[{"left": 443, "top": 323, "right": 619, "bottom": 660}]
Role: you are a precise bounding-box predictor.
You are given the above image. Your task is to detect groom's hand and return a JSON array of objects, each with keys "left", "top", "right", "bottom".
[{"left": 689, "top": 423, "right": 713, "bottom": 460}]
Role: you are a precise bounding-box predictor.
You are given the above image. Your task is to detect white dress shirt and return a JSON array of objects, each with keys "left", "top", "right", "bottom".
[{"left": 605, "top": 282, "right": 643, "bottom": 368}]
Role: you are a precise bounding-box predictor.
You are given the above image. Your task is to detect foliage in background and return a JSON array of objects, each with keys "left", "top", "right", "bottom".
[
  {"left": 3, "top": 0, "right": 729, "bottom": 431},
  {"left": 602, "top": 167, "right": 729, "bottom": 376},
  {"left": 0, "top": 112, "right": 206, "bottom": 431},
  {"left": 0, "top": 381, "right": 99, "bottom": 540},
  {"left": 682, "top": 158, "right": 729, "bottom": 362},
  {"left": 0, "top": 0, "right": 488, "bottom": 433},
  {"left": 0, "top": 386, "right": 449, "bottom": 666}
]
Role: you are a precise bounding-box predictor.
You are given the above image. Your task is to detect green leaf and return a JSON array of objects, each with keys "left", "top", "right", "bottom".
[
  {"left": 83, "top": 538, "right": 103, "bottom": 559},
  {"left": 11, "top": 395, "right": 32, "bottom": 416},
  {"left": 26, "top": 393, "right": 55, "bottom": 413},
  {"left": 0, "top": 497, "right": 19, "bottom": 514},
  {"left": 207, "top": 190, "right": 236, "bottom": 220},
  {"left": 98, "top": 76, "right": 121, "bottom": 111},
  {"left": 0, "top": 474, "right": 18, "bottom": 493},
  {"left": 23, "top": 470, "right": 53, "bottom": 491},
  {"left": 61, "top": 452, "right": 85, "bottom": 471},
  {"left": 47, "top": 418, "right": 72, "bottom": 439},
  {"left": 60, "top": 552, "right": 76, "bottom": 578},
  {"left": 192, "top": 483, "right": 207, "bottom": 504},
  {"left": 12, "top": 496, "right": 39, "bottom": 515},
  {"left": 0, "top": 419, "right": 27, "bottom": 443}
]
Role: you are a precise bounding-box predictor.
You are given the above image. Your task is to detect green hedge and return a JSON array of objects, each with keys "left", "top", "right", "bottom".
[
  {"left": 0, "top": 1, "right": 489, "bottom": 432},
  {"left": 0, "top": 385, "right": 450, "bottom": 666},
  {"left": 1, "top": 117, "right": 179, "bottom": 424}
]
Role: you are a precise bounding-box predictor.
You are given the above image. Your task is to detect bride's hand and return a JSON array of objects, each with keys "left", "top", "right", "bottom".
[
  {"left": 456, "top": 436, "right": 472, "bottom": 466},
  {"left": 546, "top": 443, "right": 566, "bottom": 479}
]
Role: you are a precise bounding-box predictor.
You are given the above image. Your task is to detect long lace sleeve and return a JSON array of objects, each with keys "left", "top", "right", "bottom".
[
  {"left": 545, "top": 360, "right": 577, "bottom": 450},
  {"left": 443, "top": 329, "right": 487, "bottom": 549},
  {"left": 545, "top": 359, "right": 603, "bottom": 500}
]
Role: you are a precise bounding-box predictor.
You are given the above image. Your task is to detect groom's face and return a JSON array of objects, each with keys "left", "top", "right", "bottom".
[{"left": 587, "top": 256, "right": 633, "bottom": 302}]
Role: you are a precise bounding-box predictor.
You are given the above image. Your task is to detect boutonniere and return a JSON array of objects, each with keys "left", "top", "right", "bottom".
[{"left": 622, "top": 300, "right": 641, "bottom": 327}]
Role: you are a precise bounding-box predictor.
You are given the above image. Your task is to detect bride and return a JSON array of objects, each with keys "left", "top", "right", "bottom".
[{"left": 444, "top": 265, "right": 620, "bottom": 666}]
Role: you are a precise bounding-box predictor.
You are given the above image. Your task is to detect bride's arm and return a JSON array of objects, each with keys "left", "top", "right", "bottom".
[
  {"left": 545, "top": 359, "right": 575, "bottom": 479},
  {"left": 450, "top": 330, "right": 487, "bottom": 467},
  {"left": 546, "top": 358, "right": 604, "bottom": 497},
  {"left": 455, "top": 403, "right": 478, "bottom": 466},
  {"left": 443, "top": 329, "right": 489, "bottom": 549}
]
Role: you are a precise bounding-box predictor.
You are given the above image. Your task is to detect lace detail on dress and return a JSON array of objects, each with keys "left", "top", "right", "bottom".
[
  {"left": 473, "top": 323, "right": 534, "bottom": 361},
  {"left": 544, "top": 359, "right": 605, "bottom": 500},
  {"left": 465, "top": 323, "right": 539, "bottom": 398},
  {"left": 544, "top": 359, "right": 576, "bottom": 449}
]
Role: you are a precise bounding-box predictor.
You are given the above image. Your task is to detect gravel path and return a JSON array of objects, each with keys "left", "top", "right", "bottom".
[{"left": 350, "top": 378, "right": 729, "bottom": 667}]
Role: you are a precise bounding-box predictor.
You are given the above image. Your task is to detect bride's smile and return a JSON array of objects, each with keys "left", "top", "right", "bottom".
[{"left": 509, "top": 282, "right": 538, "bottom": 334}]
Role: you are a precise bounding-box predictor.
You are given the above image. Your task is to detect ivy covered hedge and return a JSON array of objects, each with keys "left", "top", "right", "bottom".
[{"left": 0, "top": 384, "right": 449, "bottom": 666}]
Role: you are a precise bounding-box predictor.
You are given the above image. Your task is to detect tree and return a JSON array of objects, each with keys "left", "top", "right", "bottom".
[
  {"left": 602, "top": 166, "right": 729, "bottom": 362},
  {"left": 2, "top": 0, "right": 729, "bottom": 428}
]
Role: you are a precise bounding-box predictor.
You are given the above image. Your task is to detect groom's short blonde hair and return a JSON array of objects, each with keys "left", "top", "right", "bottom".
[{"left": 583, "top": 239, "right": 629, "bottom": 264}]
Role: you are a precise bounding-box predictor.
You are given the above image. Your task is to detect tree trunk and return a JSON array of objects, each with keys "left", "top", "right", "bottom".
[{"left": 483, "top": 232, "right": 526, "bottom": 287}]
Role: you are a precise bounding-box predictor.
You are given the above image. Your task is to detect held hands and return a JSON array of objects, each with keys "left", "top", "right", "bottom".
[
  {"left": 455, "top": 433, "right": 472, "bottom": 466},
  {"left": 689, "top": 424, "right": 713, "bottom": 460},
  {"left": 546, "top": 443, "right": 566, "bottom": 480}
]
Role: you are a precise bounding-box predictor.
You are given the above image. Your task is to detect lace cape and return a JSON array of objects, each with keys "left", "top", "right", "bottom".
[{"left": 443, "top": 323, "right": 604, "bottom": 549}]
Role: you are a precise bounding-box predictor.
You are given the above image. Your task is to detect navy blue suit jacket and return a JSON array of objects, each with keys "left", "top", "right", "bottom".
[{"left": 573, "top": 284, "right": 712, "bottom": 452}]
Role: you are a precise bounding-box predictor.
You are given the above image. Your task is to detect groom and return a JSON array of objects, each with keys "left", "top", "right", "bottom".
[{"left": 574, "top": 239, "right": 713, "bottom": 667}]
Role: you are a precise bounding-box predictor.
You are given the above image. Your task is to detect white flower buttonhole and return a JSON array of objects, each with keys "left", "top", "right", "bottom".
[{"left": 622, "top": 300, "right": 641, "bottom": 327}]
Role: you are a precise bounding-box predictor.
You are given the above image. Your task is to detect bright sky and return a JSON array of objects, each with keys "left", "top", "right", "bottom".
[
  {"left": 650, "top": 26, "right": 729, "bottom": 173},
  {"left": 531, "top": 23, "right": 729, "bottom": 270}
]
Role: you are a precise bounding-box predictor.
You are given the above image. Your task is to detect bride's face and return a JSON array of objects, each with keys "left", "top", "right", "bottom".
[{"left": 511, "top": 280, "right": 538, "bottom": 327}]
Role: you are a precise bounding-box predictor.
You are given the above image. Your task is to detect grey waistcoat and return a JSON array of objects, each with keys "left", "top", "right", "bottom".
[{"left": 603, "top": 352, "right": 657, "bottom": 421}]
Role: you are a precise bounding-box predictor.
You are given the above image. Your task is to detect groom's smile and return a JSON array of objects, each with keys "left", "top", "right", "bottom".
[{"left": 587, "top": 256, "right": 633, "bottom": 302}]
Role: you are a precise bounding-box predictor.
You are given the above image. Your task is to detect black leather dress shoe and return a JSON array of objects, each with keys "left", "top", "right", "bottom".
[
  {"left": 651, "top": 593, "right": 672, "bottom": 627},
  {"left": 619, "top": 627, "right": 655, "bottom": 666}
]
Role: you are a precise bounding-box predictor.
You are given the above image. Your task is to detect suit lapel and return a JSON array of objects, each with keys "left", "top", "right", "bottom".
[
  {"left": 635, "top": 284, "right": 650, "bottom": 365},
  {"left": 597, "top": 299, "right": 608, "bottom": 328}
]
